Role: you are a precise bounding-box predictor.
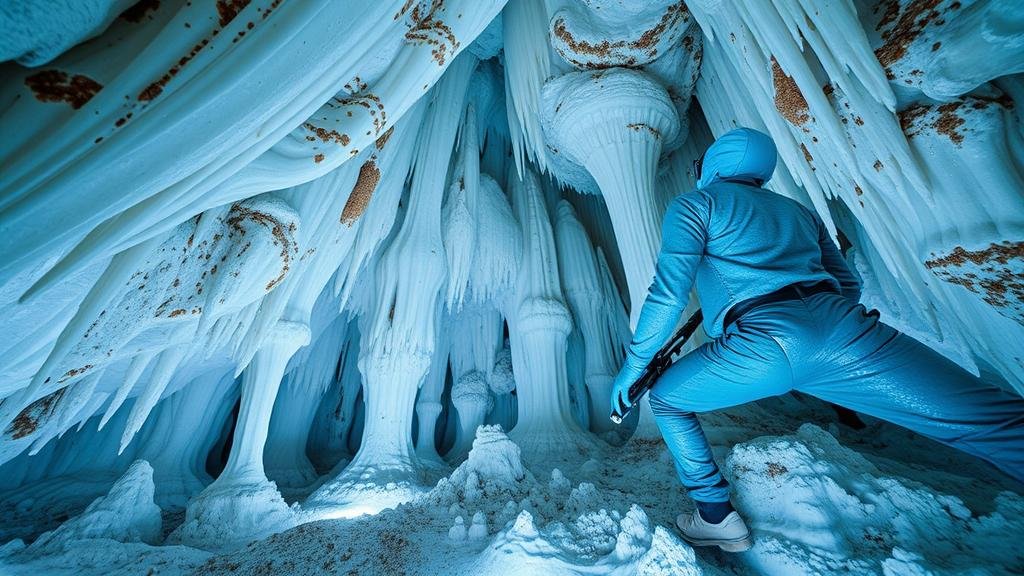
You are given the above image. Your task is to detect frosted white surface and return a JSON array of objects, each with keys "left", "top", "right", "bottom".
[{"left": 0, "top": 0, "right": 1021, "bottom": 574}]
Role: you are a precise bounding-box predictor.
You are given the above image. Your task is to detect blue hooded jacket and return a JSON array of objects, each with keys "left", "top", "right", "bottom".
[{"left": 616, "top": 128, "right": 861, "bottom": 392}]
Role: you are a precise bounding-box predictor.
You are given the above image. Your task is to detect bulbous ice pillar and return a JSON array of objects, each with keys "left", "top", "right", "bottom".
[
  {"left": 542, "top": 68, "right": 680, "bottom": 440},
  {"left": 542, "top": 68, "right": 680, "bottom": 327},
  {"left": 505, "top": 166, "right": 594, "bottom": 462},
  {"left": 170, "top": 319, "right": 310, "bottom": 549},
  {"left": 554, "top": 200, "right": 620, "bottom": 433},
  {"left": 450, "top": 370, "right": 495, "bottom": 459},
  {"left": 446, "top": 305, "right": 504, "bottom": 460}
]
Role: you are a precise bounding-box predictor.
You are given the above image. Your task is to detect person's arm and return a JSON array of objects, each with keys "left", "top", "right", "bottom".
[
  {"left": 612, "top": 195, "right": 708, "bottom": 406},
  {"left": 814, "top": 213, "right": 861, "bottom": 302}
]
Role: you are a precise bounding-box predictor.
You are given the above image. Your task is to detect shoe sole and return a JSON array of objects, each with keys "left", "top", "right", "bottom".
[{"left": 678, "top": 532, "right": 754, "bottom": 553}]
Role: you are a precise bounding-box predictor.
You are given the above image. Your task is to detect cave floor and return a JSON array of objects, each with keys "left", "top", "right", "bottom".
[{"left": 2, "top": 393, "right": 1021, "bottom": 576}]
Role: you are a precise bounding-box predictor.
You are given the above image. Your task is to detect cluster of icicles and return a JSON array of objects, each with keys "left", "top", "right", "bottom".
[{"left": 0, "top": 0, "right": 1022, "bottom": 550}]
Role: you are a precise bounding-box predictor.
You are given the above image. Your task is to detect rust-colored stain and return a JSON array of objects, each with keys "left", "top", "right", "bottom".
[
  {"left": 226, "top": 203, "right": 297, "bottom": 292},
  {"left": 217, "top": 0, "right": 251, "bottom": 27},
  {"left": 25, "top": 70, "right": 103, "bottom": 110},
  {"left": 375, "top": 126, "right": 394, "bottom": 150},
  {"left": 168, "top": 308, "right": 187, "bottom": 318},
  {"left": 874, "top": 0, "right": 953, "bottom": 71},
  {"left": 393, "top": 0, "right": 416, "bottom": 21},
  {"left": 138, "top": 0, "right": 281, "bottom": 102},
  {"left": 58, "top": 364, "right": 94, "bottom": 384},
  {"left": 120, "top": 0, "right": 160, "bottom": 22},
  {"left": 5, "top": 388, "right": 67, "bottom": 440},
  {"left": 139, "top": 37, "right": 209, "bottom": 101},
  {"left": 934, "top": 101, "right": 965, "bottom": 144},
  {"left": 304, "top": 122, "right": 351, "bottom": 146},
  {"left": 334, "top": 92, "right": 388, "bottom": 135},
  {"left": 551, "top": 1, "right": 687, "bottom": 69},
  {"left": 873, "top": 160, "right": 883, "bottom": 171},
  {"left": 626, "top": 123, "right": 661, "bottom": 138},
  {"left": 314, "top": 153, "right": 325, "bottom": 164},
  {"left": 899, "top": 101, "right": 967, "bottom": 145},
  {"left": 800, "top": 143, "right": 813, "bottom": 163},
  {"left": 341, "top": 160, "right": 380, "bottom": 226},
  {"left": 771, "top": 56, "right": 810, "bottom": 126},
  {"left": 926, "top": 241, "right": 1024, "bottom": 314},
  {"left": 405, "top": 1, "right": 459, "bottom": 66},
  {"left": 765, "top": 462, "right": 789, "bottom": 478}
]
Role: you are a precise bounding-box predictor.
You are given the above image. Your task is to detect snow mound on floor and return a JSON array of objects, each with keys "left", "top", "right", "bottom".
[
  {"left": 728, "top": 424, "right": 1024, "bottom": 574},
  {"left": 168, "top": 478, "right": 297, "bottom": 550},
  {"left": 27, "top": 459, "right": 161, "bottom": 553},
  {"left": 439, "top": 424, "right": 526, "bottom": 492}
]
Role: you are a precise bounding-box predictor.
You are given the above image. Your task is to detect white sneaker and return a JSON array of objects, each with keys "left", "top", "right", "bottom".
[{"left": 676, "top": 509, "right": 753, "bottom": 552}]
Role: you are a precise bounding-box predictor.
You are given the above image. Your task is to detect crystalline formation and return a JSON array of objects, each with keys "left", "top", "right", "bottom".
[{"left": 0, "top": 0, "right": 1022, "bottom": 574}]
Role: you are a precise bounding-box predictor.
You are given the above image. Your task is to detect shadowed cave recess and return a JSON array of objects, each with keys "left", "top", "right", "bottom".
[{"left": 0, "top": 0, "right": 1023, "bottom": 574}]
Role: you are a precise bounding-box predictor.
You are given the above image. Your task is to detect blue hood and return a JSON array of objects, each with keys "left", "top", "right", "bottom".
[{"left": 697, "top": 128, "right": 777, "bottom": 189}]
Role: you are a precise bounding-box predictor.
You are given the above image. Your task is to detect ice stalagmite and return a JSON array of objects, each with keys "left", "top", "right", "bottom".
[{"left": 414, "top": 320, "right": 450, "bottom": 470}]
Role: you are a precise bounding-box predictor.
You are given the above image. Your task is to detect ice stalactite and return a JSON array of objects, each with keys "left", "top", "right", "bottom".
[
  {"left": 502, "top": 0, "right": 550, "bottom": 175},
  {"left": 441, "top": 103, "right": 521, "bottom": 460},
  {"left": 1, "top": 1, "right": 402, "bottom": 292},
  {"left": 505, "top": 165, "right": 595, "bottom": 463},
  {"left": 554, "top": 201, "right": 621, "bottom": 434},
  {"left": 0, "top": 195, "right": 300, "bottom": 460},
  {"left": 305, "top": 55, "right": 476, "bottom": 518},
  {"left": 2, "top": 0, "right": 510, "bottom": 301}
]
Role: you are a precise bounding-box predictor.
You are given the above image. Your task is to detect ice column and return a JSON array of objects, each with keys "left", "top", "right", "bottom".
[
  {"left": 170, "top": 319, "right": 309, "bottom": 549},
  {"left": 505, "top": 165, "right": 593, "bottom": 460},
  {"left": 303, "top": 55, "right": 475, "bottom": 516},
  {"left": 555, "top": 200, "right": 621, "bottom": 433}
]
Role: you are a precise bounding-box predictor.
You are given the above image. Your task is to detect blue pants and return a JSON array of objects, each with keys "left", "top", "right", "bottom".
[{"left": 649, "top": 292, "right": 1024, "bottom": 503}]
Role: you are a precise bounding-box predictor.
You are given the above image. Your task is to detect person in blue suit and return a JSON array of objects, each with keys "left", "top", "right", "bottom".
[{"left": 611, "top": 127, "right": 1024, "bottom": 552}]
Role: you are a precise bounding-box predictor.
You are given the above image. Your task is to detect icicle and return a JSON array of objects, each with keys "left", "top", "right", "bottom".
[
  {"left": 502, "top": 0, "right": 550, "bottom": 175},
  {"left": 98, "top": 351, "right": 156, "bottom": 431},
  {"left": 118, "top": 344, "right": 189, "bottom": 454}
]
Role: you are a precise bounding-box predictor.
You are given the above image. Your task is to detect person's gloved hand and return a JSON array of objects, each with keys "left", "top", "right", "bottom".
[{"left": 610, "top": 363, "right": 642, "bottom": 413}]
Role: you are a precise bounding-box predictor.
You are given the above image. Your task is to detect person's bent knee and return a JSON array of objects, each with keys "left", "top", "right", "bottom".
[
  {"left": 648, "top": 390, "right": 672, "bottom": 416},
  {"left": 649, "top": 389, "right": 696, "bottom": 416}
]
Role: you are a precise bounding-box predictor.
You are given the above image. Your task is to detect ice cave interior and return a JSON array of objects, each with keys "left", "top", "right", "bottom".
[{"left": 1, "top": 0, "right": 1023, "bottom": 574}]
